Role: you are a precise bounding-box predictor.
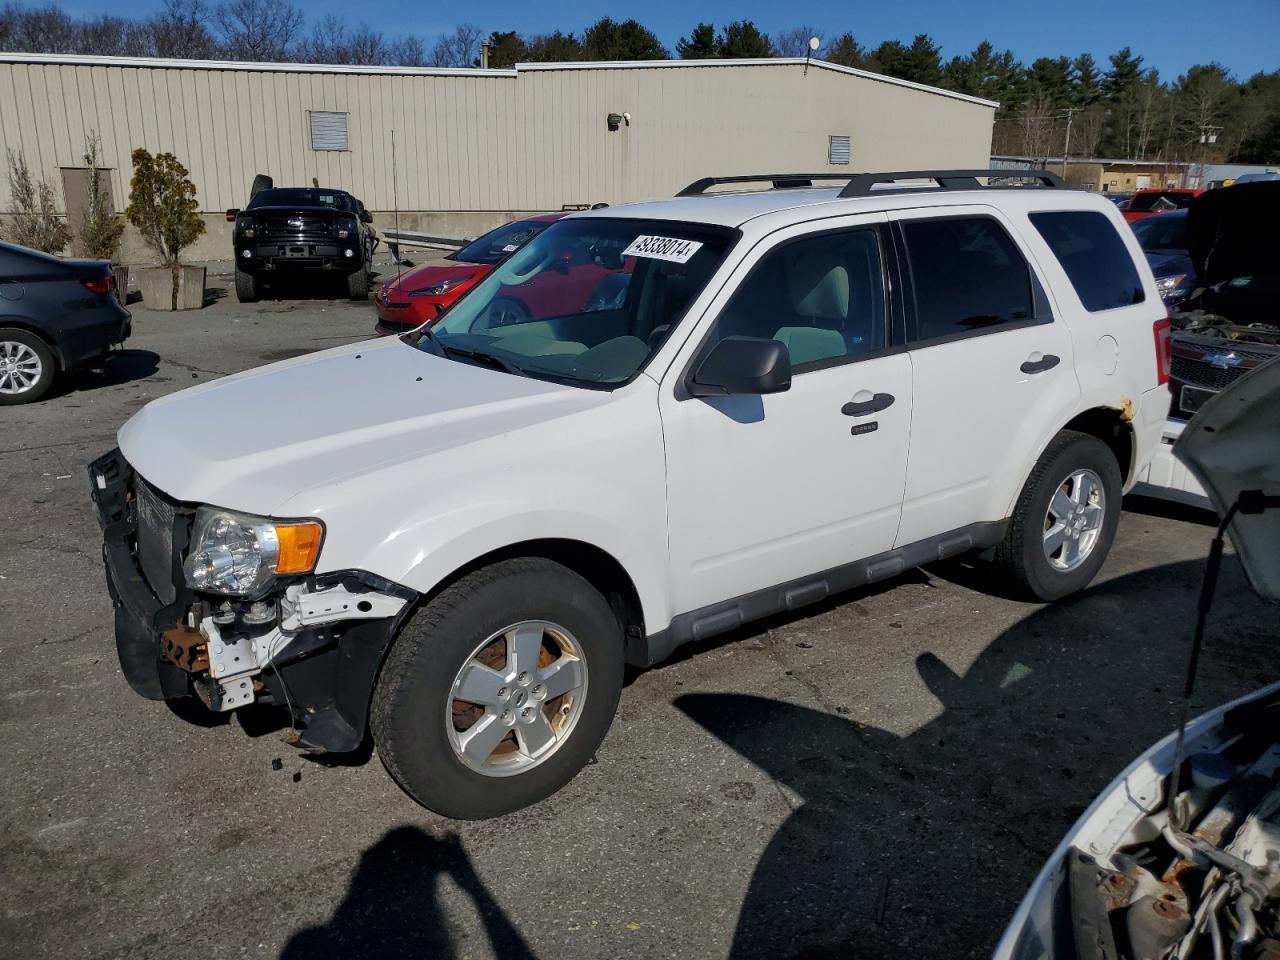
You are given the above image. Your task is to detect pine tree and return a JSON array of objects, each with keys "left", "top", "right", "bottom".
[{"left": 676, "top": 22, "right": 717, "bottom": 59}]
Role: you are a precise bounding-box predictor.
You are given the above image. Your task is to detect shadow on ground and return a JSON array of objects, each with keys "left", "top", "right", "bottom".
[
  {"left": 279, "top": 827, "right": 536, "bottom": 960},
  {"left": 676, "top": 555, "right": 1275, "bottom": 959},
  {"left": 55, "top": 349, "right": 160, "bottom": 396}
]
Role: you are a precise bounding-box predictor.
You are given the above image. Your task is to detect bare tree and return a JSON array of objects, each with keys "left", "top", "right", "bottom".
[
  {"left": 431, "top": 23, "right": 484, "bottom": 68},
  {"left": 1, "top": 3, "right": 79, "bottom": 52},
  {"left": 386, "top": 35, "right": 427, "bottom": 66},
  {"left": 771, "top": 25, "right": 820, "bottom": 58},
  {"left": 213, "top": 0, "right": 302, "bottom": 61},
  {"left": 149, "top": 0, "right": 217, "bottom": 59},
  {"left": 1073, "top": 104, "right": 1106, "bottom": 158},
  {"left": 4, "top": 149, "right": 71, "bottom": 253},
  {"left": 297, "top": 15, "right": 387, "bottom": 65},
  {"left": 81, "top": 14, "right": 153, "bottom": 55}
]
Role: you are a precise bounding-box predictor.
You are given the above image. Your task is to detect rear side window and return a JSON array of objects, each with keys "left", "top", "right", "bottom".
[
  {"left": 901, "top": 216, "right": 1035, "bottom": 343},
  {"left": 1029, "top": 211, "right": 1146, "bottom": 312}
]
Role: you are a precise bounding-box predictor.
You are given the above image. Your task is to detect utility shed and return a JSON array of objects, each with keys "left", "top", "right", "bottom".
[{"left": 0, "top": 53, "right": 997, "bottom": 260}]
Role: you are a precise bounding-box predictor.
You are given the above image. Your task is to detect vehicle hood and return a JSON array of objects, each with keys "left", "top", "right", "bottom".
[
  {"left": 383, "top": 260, "right": 486, "bottom": 296},
  {"left": 117, "top": 337, "right": 605, "bottom": 515},
  {"left": 1144, "top": 250, "right": 1193, "bottom": 278},
  {"left": 1174, "top": 355, "right": 1280, "bottom": 601},
  {"left": 1186, "top": 181, "right": 1280, "bottom": 286}
]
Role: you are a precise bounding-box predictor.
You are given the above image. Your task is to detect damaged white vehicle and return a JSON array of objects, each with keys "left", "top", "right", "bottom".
[
  {"left": 996, "top": 358, "right": 1280, "bottom": 960},
  {"left": 90, "top": 169, "right": 1171, "bottom": 819}
]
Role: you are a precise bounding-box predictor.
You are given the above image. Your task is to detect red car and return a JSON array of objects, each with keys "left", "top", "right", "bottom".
[
  {"left": 1122, "top": 188, "right": 1201, "bottom": 223},
  {"left": 374, "top": 213, "right": 565, "bottom": 335}
]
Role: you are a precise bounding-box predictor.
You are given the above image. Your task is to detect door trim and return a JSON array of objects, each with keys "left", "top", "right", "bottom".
[{"left": 629, "top": 519, "right": 1008, "bottom": 666}]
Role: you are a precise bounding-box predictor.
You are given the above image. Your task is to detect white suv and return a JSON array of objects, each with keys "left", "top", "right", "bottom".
[{"left": 90, "top": 170, "right": 1173, "bottom": 818}]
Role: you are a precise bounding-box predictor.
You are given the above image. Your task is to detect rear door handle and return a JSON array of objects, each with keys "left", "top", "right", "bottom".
[
  {"left": 841, "top": 392, "right": 895, "bottom": 416},
  {"left": 1020, "top": 353, "right": 1061, "bottom": 375}
]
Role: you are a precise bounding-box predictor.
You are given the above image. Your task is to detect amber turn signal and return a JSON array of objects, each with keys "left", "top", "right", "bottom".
[{"left": 274, "top": 521, "right": 324, "bottom": 574}]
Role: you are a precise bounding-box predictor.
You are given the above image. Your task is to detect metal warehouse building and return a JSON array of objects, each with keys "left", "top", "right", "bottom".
[{"left": 0, "top": 52, "right": 997, "bottom": 261}]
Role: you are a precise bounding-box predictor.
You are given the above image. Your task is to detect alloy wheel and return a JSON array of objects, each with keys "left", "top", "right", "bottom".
[
  {"left": 0, "top": 340, "right": 42, "bottom": 395},
  {"left": 1043, "top": 468, "right": 1106, "bottom": 572},
  {"left": 446, "top": 620, "right": 588, "bottom": 777}
]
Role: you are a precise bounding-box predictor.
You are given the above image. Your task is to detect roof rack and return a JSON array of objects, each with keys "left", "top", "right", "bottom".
[
  {"left": 676, "top": 174, "right": 856, "bottom": 196},
  {"left": 675, "top": 168, "right": 1065, "bottom": 199},
  {"left": 837, "top": 169, "right": 1064, "bottom": 197}
]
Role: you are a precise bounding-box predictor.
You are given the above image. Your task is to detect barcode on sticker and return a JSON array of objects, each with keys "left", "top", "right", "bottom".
[{"left": 622, "top": 235, "right": 703, "bottom": 263}]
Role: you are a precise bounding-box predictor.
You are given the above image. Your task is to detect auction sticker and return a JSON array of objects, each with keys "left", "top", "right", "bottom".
[{"left": 622, "top": 235, "right": 703, "bottom": 263}]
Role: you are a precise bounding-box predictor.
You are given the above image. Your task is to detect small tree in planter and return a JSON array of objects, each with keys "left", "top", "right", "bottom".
[
  {"left": 4, "top": 149, "right": 72, "bottom": 253},
  {"left": 125, "top": 148, "right": 206, "bottom": 310},
  {"left": 77, "top": 134, "right": 127, "bottom": 302}
]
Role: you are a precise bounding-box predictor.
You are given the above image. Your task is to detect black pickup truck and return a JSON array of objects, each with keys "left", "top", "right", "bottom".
[{"left": 226, "top": 183, "right": 379, "bottom": 302}]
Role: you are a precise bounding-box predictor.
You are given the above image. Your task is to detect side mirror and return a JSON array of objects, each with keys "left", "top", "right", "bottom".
[
  {"left": 551, "top": 250, "right": 573, "bottom": 274},
  {"left": 359, "top": 209, "right": 374, "bottom": 223},
  {"left": 688, "top": 336, "right": 791, "bottom": 398},
  {"left": 225, "top": 208, "right": 240, "bottom": 222}
]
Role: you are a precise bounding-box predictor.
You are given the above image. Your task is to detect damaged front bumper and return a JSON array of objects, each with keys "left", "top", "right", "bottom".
[{"left": 88, "top": 448, "right": 418, "bottom": 752}]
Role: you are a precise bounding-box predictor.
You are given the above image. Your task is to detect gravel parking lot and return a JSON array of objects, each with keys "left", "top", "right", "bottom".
[{"left": 1, "top": 273, "right": 1275, "bottom": 960}]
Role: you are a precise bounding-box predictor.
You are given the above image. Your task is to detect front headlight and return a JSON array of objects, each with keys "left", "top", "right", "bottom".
[
  {"left": 410, "top": 275, "right": 474, "bottom": 297},
  {"left": 183, "top": 507, "right": 324, "bottom": 597},
  {"left": 1155, "top": 273, "right": 1190, "bottom": 302}
]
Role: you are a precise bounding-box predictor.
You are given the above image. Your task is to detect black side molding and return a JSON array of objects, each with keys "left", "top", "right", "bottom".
[{"left": 631, "top": 520, "right": 1008, "bottom": 668}]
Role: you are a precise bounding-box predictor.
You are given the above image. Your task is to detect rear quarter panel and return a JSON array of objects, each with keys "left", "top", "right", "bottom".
[{"left": 1004, "top": 195, "right": 1169, "bottom": 496}]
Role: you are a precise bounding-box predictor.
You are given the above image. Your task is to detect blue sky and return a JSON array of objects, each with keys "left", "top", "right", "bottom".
[{"left": 60, "top": 0, "right": 1280, "bottom": 80}]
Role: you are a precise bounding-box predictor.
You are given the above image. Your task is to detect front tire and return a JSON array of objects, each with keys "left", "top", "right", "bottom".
[
  {"left": 0, "top": 328, "right": 56, "bottom": 404},
  {"left": 371, "top": 558, "right": 624, "bottom": 819},
  {"left": 234, "top": 267, "right": 258, "bottom": 303},
  {"left": 993, "top": 430, "right": 1122, "bottom": 601},
  {"left": 346, "top": 264, "right": 370, "bottom": 301}
]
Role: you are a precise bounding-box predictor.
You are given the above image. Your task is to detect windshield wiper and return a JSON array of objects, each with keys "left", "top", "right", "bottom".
[{"left": 439, "top": 343, "right": 526, "bottom": 376}]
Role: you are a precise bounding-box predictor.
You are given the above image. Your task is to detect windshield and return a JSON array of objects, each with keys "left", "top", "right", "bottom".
[
  {"left": 247, "top": 189, "right": 354, "bottom": 211},
  {"left": 455, "top": 219, "right": 555, "bottom": 265},
  {"left": 414, "top": 217, "right": 735, "bottom": 388},
  {"left": 1130, "top": 191, "right": 1195, "bottom": 212},
  {"left": 1132, "top": 212, "right": 1188, "bottom": 253}
]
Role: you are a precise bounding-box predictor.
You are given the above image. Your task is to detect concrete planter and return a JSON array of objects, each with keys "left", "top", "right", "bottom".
[{"left": 136, "top": 264, "right": 205, "bottom": 311}]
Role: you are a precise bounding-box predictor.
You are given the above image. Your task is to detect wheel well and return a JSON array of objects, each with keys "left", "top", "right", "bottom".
[
  {"left": 1062, "top": 407, "right": 1134, "bottom": 483},
  {"left": 0, "top": 320, "right": 63, "bottom": 368},
  {"left": 430, "top": 538, "right": 646, "bottom": 646}
]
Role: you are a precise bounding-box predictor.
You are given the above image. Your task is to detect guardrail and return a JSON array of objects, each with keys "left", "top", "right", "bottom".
[{"left": 382, "top": 229, "right": 475, "bottom": 264}]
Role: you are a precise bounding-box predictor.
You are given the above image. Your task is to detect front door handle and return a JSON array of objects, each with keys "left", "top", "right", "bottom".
[
  {"left": 841, "top": 392, "right": 895, "bottom": 416},
  {"left": 1020, "top": 353, "right": 1061, "bottom": 375}
]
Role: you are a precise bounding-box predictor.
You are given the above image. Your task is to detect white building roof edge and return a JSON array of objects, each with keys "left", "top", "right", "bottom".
[{"left": 0, "top": 51, "right": 999, "bottom": 109}]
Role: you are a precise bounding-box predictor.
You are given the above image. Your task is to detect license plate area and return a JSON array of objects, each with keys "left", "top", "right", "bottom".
[{"left": 1179, "top": 384, "right": 1214, "bottom": 417}]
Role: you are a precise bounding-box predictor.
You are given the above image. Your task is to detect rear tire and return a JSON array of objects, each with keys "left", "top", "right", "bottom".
[
  {"left": 993, "top": 430, "right": 1122, "bottom": 601},
  {"left": 234, "top": 268, "right": 258, "bottom": 303},
  {"left": 346, "top": 264, "right": 370, "bottom": 301},
  {"left": 0, "top": 328, "right": 56, "bottom": 405},
  {"left": 371, "top": 557, "right": 624, "bottom": 819}
]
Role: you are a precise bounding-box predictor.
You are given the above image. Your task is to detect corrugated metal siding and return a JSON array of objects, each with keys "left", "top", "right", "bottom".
[{"left": 0, "top": 60, "right": 994, "bottom": 213}]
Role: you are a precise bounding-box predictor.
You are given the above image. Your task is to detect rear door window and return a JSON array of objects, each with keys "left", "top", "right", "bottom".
[
  {"left": 899, "top": 216, "right": 1037, "bottom": 344},
  {"left": 1029, "top": 211, "right": 1146, "bottom": 312}
]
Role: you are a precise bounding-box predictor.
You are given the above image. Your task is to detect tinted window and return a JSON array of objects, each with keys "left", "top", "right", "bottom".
[
  {"left": 1131, "top": 212, "right": 1188, "bottom": 253},
  {"left": 709, "top": 228, "right": 886, "bottom": 369},
  {"left": 1030, "top": 211, "right": 1146, "bottom": 312},
  {"left": 901, "top": 216, "right": 1034, "bottom": 342},
  {"left": 247, "top": 188, "right": 354, "bottom": 211},
  {"left": 455, "top": 219, "right": 553, "bottom": 266}
]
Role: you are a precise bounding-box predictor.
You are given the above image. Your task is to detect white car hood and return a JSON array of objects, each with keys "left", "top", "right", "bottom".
[
  {"left": 118, "top": 337, "right": 604, "bottom": 515},
  {"left": 1174, "top": 356, "right": 1280, "bottom": 601}
]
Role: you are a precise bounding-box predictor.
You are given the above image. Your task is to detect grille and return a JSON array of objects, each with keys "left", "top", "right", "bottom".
[
  {"left": 262, "top": 215, "right": 330, "bottom": 236},
  {"left": 1171, "top": 355, "right": 1252, "bottom": 392},
  {"left": 135, "top": 478, "right": 177, "bottom": 604}
]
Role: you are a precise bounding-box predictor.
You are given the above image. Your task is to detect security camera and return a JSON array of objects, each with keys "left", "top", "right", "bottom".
[{"left": 622, "top": 112, "right": 631, "bottom": 123}]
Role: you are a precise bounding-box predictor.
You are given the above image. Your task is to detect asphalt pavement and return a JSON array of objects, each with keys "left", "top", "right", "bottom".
[{"left": 1, "top": 271, "right": 1275, "bottom": 959}]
